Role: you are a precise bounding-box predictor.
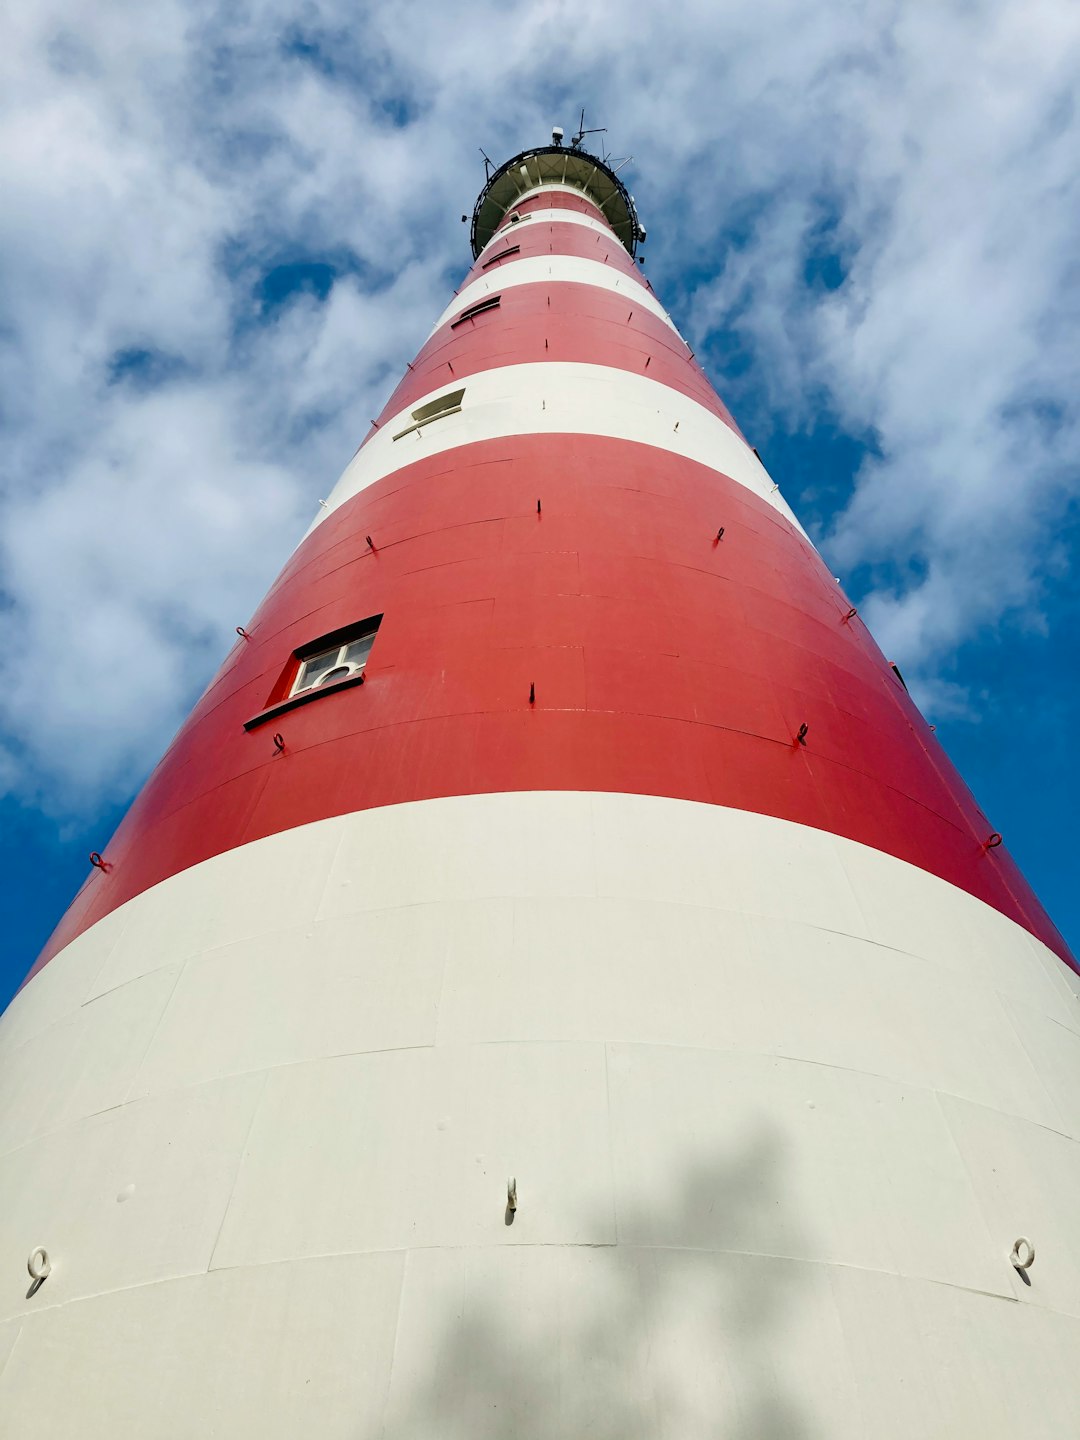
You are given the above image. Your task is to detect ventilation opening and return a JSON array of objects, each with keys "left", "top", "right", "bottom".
[
  {"left": 450, "top": 295, "right": 501, "bottom": 328},
  {"left": 482, "top": 244, "right": 520, "bottom": 269},
  {"left": 393, "top": 387, "right": 466, "bottom": 441}
]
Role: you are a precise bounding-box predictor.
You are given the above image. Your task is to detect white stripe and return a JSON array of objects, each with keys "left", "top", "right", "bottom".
[
  {"left": 434, "top": 255, "right": 674, "bottom": 335},
  {"left": 11, "top": 794, "right": 1076, "bottom": 1127},
  {"left": 311, "top": 361, "right": 802, "bottom": 535},
  {"left": 478, "top": 207, "right": 616, "bottom": 256},
  {"left": 5, "top": 792, "right": 1078, "bottom": 1431}
]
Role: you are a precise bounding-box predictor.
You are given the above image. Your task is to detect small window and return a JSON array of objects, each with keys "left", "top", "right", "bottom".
[
  {"left": 393, "top": 387, "right": 465, "bottom": 441},
  {"left": 482, "top": 244, "right": 520, "bottom": 269},
  {"left": 450, "top": 295, "right": 501, "bottom": 328},
  {"left": 243, "top": 615, "right": 383, "bottom": 730},
  {"left": 291, "top": 624, "right": 378, "bottom": 697}
]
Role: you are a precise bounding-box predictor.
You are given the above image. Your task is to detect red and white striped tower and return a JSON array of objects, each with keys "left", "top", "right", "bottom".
[{"left": 2, "top": 139, "right": 1079, "bottom": 1436}]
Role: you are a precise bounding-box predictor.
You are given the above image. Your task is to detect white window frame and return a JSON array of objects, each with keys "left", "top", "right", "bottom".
[{"left": 290, "top": 630, "right": 376, "bottom": 697}]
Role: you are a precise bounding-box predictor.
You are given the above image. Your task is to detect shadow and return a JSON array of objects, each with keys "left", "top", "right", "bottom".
[
  {"left": 25, "top": 1276, "right": 46, "bottom": 1300},
  {"left": 372, "top": 1128, "right": 821, "bottom": 1440}
]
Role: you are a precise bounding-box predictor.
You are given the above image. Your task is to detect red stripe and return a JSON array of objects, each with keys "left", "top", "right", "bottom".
[
  {"left": 374, "top": 283, "right": 742, "bottom": 437},
  {"left": 28, "top": 434, "right": 1075, "bottom": 980},
  {"left": 466, "top": 220, "right": 641, "bottom": 286},
  {"left": 495, "top": 190, "right": 608, "bottom": 227}
]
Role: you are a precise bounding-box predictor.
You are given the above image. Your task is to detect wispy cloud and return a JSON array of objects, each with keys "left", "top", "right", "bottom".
[{"left": 2, "top": 0, "right": 1078, "bottom": 812}]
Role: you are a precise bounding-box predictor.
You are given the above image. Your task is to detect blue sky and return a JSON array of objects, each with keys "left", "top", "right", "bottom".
[{"left": 2, "top": 1, "right": 1079, "bottom": 1007}]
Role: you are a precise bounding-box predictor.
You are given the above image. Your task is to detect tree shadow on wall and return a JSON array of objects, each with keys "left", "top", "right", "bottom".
[{"left": 373, "top": 1129, "right": 826, "bottom": 1440}]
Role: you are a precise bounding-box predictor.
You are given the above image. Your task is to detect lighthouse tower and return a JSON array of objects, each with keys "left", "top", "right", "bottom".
[{"left": 2, "top": 138, "right": 1079, "bottom": 1437}]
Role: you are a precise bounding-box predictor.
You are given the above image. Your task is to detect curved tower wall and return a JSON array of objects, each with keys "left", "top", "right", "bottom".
[{"left": 2, "top": 152, "right": 1079, "bottom": 1437}]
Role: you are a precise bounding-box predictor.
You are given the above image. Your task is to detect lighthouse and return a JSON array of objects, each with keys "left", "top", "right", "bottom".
[{"left": 2, "top": 134, "right": 1079, "bottom": 1436}]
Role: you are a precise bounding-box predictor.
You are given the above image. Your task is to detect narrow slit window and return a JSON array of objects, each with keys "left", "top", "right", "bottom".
[
  {"left": 482, "top": 244, "right": 520, "bottom": 269},
  {"left": 393, "top": 387, "right": 466, "bottom": 441},
  {"left": 450, "top": 295, "right": 501, "bottom": 328}
]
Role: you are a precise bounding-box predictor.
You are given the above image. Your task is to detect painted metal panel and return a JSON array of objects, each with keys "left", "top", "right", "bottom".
[
  {"left": 0, "top": 902, "right": 128, "bottom": 1052},
  {"left": 85, "top": 812, "right": 345, "bottom": 998},
  {"left": 0, "top": 1254, "right": 404, "bottom": 1440},
  {"left": 129, "top": 906, "right": 449, "bottom": 1097},
  {"left": 0, "top": 1069, "right": 264, "bottom": 1324},
  {"left": 0, "top": 1319, "right": 18, "bottom": 1387},
  {"left": 828, "top": 1266, "right": 1080, "bottom": 1439},
  {"left": 607, "top": 1042, "right": 1009, "bottom": 1294},
  {"left": 27, "top": 439, "right": 1070, "bottom": 972},
  {"left": 383, "top": 1244, "right": 857, "bottom": 1439},
  {"left": 437, "top": 897, "right": 1064, "bottom": 1130},
  {"left": 999, "top": 995, "right": 1080, "bottom": 1135},
  {"left": 212, "top": 1042, "right": 614, "bottom": 1266},
  {"left": 0, "top": 964, "right": 179, "bottom": 1156},
  {"left": 4, "top": 791, "right": 1080, "bottom": 1432},
  {"left": 940, "top": 1091, "right": 1080, "bottom": 1318}
]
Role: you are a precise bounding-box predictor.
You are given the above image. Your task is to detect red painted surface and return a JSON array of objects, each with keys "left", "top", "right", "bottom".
[
  {"left": 374, "top": 282, "right": 742, "bottom": 436},
  {"left": 29, "top": 433, "right": 1075, "bottom": 981},
  {"left": 494, "top": 190, "right": 607, "bottom": 227},
  {"left": 468, "top": 219, "right": 641, "bottom": 284}
]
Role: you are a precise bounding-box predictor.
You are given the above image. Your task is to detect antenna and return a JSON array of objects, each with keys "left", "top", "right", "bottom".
[
  {"left": 479, "top": 147, "right": 494, "bottom": 180},
  {"left": 570, "top": 107, "right": 607, "bottom": 150}
]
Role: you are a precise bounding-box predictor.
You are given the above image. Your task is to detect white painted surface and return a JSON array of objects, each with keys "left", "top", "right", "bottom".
[
  {"left": 433, "top": 252, "right": 673, "bottom": 333},
  {"left": 0, "top": 1254, "right": 404, "bottom": 1439},
  {"left": 478, "top": 205, "right": 621, "bottom": 252},
  {"left": 0, "top": 1069, "right": 265, "bottom": 1323},
  {"left": 2, "top": 791, "right": 1079, "bottom": 1435},
  {"left": 0, "top": 963, "right": 180, "bottom": 1156},
  {"left": 213, "top": 1041, "right": 614, "bottom": 1267},
  {"left": 311, "top": 362, "right": 798, "bottom": 534}
]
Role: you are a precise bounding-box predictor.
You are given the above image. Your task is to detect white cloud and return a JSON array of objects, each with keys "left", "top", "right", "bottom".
[{"left": 1, "top": 0, "right": 1078, "bottom": 812}]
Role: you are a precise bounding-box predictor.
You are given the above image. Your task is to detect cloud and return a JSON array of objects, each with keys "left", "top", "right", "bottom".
[
  {"left": 669, "top": 2, "right": 1080, "bottom": 664},
  {"left": 1, "top": 0, "right": 1078, "bottom": 814}
]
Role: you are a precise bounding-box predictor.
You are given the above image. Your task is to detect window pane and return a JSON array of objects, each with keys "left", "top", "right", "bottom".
[
  {"left": 295, "top": 650, "right": 339, "bottom": 691},
  {"left": 343, "top": 633, "right": 375, "bottom": 667},
  {"left": 316, "top": 665, "right": 352, "bottom": 687}
]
